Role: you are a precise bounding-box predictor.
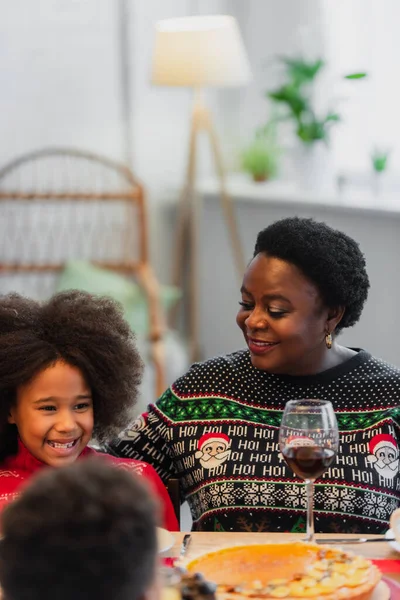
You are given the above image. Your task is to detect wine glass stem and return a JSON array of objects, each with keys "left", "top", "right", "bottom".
[{"left": 305, "top": 479, "right": 315, "bottom": 542}]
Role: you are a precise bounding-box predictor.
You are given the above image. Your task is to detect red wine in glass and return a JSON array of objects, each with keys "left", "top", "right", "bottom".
[
  {"left": 279, "top": 399, "right": 339, "bottom": 542},
  {"left": 282, "top": 445, "right": 336, "bottom": 480}
]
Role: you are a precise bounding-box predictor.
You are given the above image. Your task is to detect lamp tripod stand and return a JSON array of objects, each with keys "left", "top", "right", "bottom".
[{"left": 171, "top": 89, "right": 245, "bottom": 362}]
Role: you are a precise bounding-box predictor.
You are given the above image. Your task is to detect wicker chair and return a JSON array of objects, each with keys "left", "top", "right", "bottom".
[{"left": 0, "top": 147, "right": 166, "bottom": 397}]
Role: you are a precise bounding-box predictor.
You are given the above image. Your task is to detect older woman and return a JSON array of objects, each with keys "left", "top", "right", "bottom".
[{"left": 109, "top": 217, "right": 400, "bottom": 533}]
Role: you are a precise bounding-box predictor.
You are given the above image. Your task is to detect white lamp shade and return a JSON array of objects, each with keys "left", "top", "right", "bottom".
[{"left": 151, "top": 15, "right": 252, "bottom": 87}]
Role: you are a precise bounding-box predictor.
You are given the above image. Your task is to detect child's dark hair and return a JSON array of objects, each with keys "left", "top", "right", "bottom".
[
  {"left": 0, "top": 290, "right": 143, "bottom": 460},
  {"left": 0, "top": 458, "right": 158, "bottom": 600},
  {"left": 253, "top": 217, "right": 370, "bottom": 333}
]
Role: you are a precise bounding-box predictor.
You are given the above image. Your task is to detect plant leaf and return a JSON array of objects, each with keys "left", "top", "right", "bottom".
[
  {"left": 280, "top": 56, "right": 325, "bottom": 83},
  {"left": 324, "top": 113, "right": 340, "bottom": 123},
  {"left": 268, "top": 85, "right": 309, "bottom": 118},
  {"left": 344, "top": 72, "right": 367, "bottom": 79},
  {"left": 297, "top": 120, "right": 327, "bottom": 143}
]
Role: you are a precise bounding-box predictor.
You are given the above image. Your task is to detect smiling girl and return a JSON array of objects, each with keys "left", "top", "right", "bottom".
[{"left": 0, "top": 290, "right": 178, "bottom": 531}]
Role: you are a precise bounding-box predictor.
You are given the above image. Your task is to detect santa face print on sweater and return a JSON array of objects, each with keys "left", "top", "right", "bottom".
[
  {"left": 367, "top": 433, "right": 400, "bottom": 483},
  {"left": 194, "top": 433, "right": 232, "bottom": 470}
]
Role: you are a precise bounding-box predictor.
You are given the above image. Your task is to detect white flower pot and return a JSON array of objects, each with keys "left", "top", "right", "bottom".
[{"left": 291, "top": 142, "right": 336, "bottom": 194}]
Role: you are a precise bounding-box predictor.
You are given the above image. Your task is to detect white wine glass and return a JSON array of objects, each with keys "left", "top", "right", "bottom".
[{"left": 279, "top": 399, "right": 339, "bottom": 542}]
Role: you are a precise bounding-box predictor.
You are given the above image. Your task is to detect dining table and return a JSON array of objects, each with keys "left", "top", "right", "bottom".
[{"left": 164, "top": 532, "right": 400, "bottom": 596}]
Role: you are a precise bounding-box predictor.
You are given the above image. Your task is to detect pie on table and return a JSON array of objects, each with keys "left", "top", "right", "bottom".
[{"left": 186, "top": 542, "right": 381, "bottom": 599}]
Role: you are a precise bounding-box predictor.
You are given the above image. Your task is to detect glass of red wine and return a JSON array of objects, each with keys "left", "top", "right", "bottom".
[{"left": 279, "top": 399, "right": 338, "bottom": 542}]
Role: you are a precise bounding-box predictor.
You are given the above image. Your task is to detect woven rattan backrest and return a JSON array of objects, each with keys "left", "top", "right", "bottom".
[
  {"left": 0, "top": 148, "right": 166, "bottom": 395},
  {"left": 0, "top": 148, "right": 148, "bottom": 299}
]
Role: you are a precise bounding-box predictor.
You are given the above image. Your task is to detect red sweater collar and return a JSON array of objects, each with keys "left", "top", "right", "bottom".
[{"left": 3, "top": 438, "right": 94, "bottom": 473}]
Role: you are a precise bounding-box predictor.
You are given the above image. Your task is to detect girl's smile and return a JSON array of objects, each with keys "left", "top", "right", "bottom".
[{"left": 46, "top": 438, "right": 81, "bottom": 456}]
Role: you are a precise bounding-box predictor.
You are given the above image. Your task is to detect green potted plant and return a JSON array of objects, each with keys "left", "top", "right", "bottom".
[
  {"left": 371, "top": 147, "right": 390, "bottom": 174},
  {"left": 267, "top": 56, "right": 366, "bottom": 146},
  {"left": 371, "top": 147, "right": 391, "bottom": 195},
  {"left": 266, "top": 56, "right": 366, "bottom": 191},
  {"left": 241, "top": 121, "right": 280, "bottom": 183}
]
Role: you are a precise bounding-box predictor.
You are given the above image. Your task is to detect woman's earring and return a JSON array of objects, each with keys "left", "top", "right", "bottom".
[{"left": 325, "top": 332, "right": 333, "bottom": 349}]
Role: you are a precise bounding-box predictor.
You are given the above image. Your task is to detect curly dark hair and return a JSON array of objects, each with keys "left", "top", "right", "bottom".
[
  {"left": 0, "top": 457, "right": 158, "bottom": 600},
  {"left": 0, "top": 290, "right": 143, "bottom": 460},
  {"left": 253, "top": 217, "right": 370, "bottom": 333}
]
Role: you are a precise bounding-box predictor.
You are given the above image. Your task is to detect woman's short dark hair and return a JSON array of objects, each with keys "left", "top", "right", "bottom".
[
  {"left": 0, "top": 290, "right": 143, "bottom": 459},
  {"left": 253, "top": 217, "right": 370, "bottom": 333},
  {"left": 0, "top": 458, "right": 158, "bottom": 600}
]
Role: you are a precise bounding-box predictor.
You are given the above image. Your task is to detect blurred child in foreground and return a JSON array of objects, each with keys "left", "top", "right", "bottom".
[{"left": 0, "top": 458, "right": 160, "bottom": 600}]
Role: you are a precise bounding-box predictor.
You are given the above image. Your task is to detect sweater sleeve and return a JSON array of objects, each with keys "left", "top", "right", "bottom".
[
  {"left": 138, "top": 462, "right": 180, "bottom": 532},
  {"left": 106, "top": 397, "right": 177, "bottom": 484},
  {"left": 89, "top": 448, "right": 180, "bottom": 532}
]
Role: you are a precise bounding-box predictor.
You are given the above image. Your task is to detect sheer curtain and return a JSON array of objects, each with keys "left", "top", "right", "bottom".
[{"left": 322, "top": 0, "right": 400, "bottom": 181}]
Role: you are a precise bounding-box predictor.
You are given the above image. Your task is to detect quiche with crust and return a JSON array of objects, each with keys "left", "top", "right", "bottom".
[{"left": 186, "top": 542, "right": 381, "bottom": 600}]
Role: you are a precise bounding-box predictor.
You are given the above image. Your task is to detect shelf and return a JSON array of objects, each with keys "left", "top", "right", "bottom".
[{"left": 196, "top": 174, "right": 400, "bottom": 218}]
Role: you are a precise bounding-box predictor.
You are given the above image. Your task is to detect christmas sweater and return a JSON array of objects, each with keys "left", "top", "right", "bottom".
[
  {"left": 109, "top": 349, "right": 400, "bottom": 534},
  {"left": 0, "top": 439, "right": 179, "bottom": 531}
]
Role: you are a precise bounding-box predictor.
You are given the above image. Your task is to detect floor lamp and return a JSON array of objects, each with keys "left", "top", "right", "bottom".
[{"left": 151, "top": 15, "right": 252, "bottom": 361}]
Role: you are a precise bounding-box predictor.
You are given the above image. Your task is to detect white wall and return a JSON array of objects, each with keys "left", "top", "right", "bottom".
[
  {"left": 0, "top": 0, "right": 228, "bottom": 281},
  {"left": 322, "top": 0, "right": 400, "bottom": 176},
  {"left": 0, "top": 1, "right": 123, "bottom": 161},
  {"left": 2, "top": 1, "right": 398, "bottom": 281}
]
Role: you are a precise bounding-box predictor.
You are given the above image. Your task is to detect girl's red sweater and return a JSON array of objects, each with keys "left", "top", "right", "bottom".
[{"left": 0, "top": 439, "right": 179, "bottom": 531}]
